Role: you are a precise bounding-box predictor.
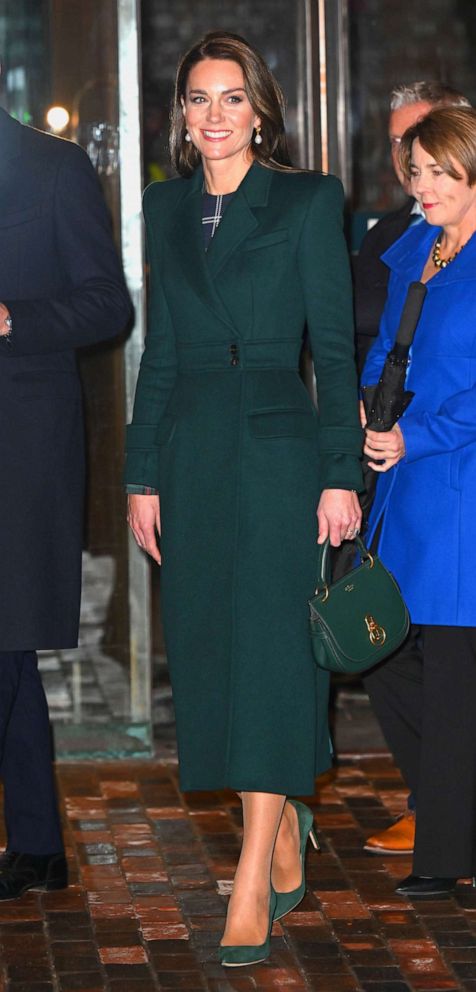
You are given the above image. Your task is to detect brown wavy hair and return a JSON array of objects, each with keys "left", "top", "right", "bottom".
[
  {"left": 170, "top": 31, "right": 292, "bottom": 177},
  {"left": 400, "top": 106, "right": 476, "bottom": 186}
]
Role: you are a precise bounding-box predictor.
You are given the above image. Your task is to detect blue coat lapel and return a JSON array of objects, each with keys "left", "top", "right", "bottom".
[{"left": 383, "top": 220, "right": 476, "bottom": 285}]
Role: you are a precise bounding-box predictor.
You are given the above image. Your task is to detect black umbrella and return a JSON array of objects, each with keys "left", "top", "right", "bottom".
[{"left": 362, "top": 281, "right": 427, "bottom": 431}]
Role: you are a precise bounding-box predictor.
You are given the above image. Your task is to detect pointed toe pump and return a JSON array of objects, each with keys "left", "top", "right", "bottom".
[
  {"left": 219, "top": 888, "right": 277, "bottom": 968},
  {"left": 273, "top": 799, "right": 320, "bottom": 923}
]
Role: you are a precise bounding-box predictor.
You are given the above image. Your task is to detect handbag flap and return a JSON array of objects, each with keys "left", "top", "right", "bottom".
[{"left": 309, "top": 556, "right": 409, "bottom": 665}]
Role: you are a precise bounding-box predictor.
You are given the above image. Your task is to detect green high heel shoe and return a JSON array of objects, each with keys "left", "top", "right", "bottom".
[
  {"left": 219, "top": 887, "right": 277, "bottom": 967},
  {"left": 273, "top": 799, "right": 320, "bottom": 922}
]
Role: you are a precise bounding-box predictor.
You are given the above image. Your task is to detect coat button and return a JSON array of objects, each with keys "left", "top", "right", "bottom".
[{"left": 230, "top": 343, "right": 239, "bottom": 366}]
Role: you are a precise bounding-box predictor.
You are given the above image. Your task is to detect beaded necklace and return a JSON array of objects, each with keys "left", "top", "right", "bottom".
[{"left": 431, "top": 232, "right": 467, "bottom": 269}]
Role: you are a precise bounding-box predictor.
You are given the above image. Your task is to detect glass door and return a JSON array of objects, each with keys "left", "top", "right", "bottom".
[
  {"left": 348, "top": 0, "right": 476, "bottom": 250},
  {"left": 141, "top": 0, "right": 320, "bottom": 179}
]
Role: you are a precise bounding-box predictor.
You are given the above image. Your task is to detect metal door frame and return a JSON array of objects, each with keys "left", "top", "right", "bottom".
[
  {"left": 305, "top": 0, "right": 351, "bottom": 189},
  {"left": 118, "top": 0, "right": 152, "bottom": 730}
]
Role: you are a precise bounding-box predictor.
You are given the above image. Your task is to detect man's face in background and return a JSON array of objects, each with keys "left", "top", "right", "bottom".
[{"left": 388, "top": 100, "right": 433, "bottom": 192}]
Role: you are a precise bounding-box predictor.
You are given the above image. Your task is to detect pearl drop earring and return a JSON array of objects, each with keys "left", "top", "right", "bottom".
[
  {"left": 185, "top": 131, "right": 191, "bottom": 143},
  {"left": 254, "top": 125, "right": 263, "bottom": 146}
]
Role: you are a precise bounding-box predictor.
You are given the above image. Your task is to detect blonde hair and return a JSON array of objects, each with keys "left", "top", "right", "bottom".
[{"left": 400, "top": 106, "right": 476, "bottom": 186}]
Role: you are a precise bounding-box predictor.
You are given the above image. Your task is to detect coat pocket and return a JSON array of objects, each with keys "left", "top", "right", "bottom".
[
  {"left": 0, "top": 204, "right": 43, "bottom": 228},
  {"left": 243, "top": 229, "right": 288, "bottom": 251},
  {"left": 248, "top": 408, "right": 317, "bottom": 439},
  {"left": 13, "top": 370, "right": 79, "bottom": 400}
]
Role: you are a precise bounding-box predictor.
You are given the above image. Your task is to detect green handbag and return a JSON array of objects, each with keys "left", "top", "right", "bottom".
[{"left": 309, "top": 537, "right": 410, "bottom": 674}]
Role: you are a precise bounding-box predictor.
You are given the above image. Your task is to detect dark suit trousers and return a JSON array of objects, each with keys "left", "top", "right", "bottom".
[
  {"left": 363, "top": 626, "right": 476, "bottom": 877},
  {"left": 0, "top": 652, "right": 63, "bottom": 854}
]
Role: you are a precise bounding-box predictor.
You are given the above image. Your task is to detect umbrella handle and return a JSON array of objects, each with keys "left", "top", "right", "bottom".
[{"left": 362, "top": 387, "right": 415, "bottom": 432}]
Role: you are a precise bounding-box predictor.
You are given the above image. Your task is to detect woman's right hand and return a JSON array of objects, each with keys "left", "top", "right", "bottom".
[
  {"left": 359, "top": 400, "right": 367, "bottom": 428},
  {"left": 127, "top": 493, "right": 162, "bottom": 564}
]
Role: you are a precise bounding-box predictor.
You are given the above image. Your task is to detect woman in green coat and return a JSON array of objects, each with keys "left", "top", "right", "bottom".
[{"left": 126, "top": 31, "right": 362, "bottom": 966}]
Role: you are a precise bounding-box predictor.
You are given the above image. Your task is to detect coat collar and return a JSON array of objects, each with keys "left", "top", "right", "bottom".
[
  {"left": 382, "top": 219, "right": 476, "bottom": 286},
  {"left": 166, "top": 162, "right": 274, "bottom": 335}
]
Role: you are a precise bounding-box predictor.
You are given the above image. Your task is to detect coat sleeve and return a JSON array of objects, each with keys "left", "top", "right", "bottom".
[
  {"left": 297, "top": 175, "right": 363, "bottom": 491},
  {"left": 124, "top": 186, "right": 177, "bottom": 489},
  {"left": 0, "top": 141, "right": 131, "bottom": 356},
  {"left": 400, "top": 385, "right": 476, "bottom": 462}
]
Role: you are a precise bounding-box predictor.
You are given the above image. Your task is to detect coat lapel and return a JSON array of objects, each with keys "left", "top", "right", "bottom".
[
  {"left": 382, "top": 222, "right": 434, "bottom": 280},
  {"left": 207, "top": 162, "right": 272, "bottom": 280},
  {"left": 166, "top": 162, "right": 273, "bottom": 335},
  {"left": 166, "top": 165, "right": 236, "bottom": 331},
  {"left": 383, "top": 220, "right": 476, "bottom": 287}
]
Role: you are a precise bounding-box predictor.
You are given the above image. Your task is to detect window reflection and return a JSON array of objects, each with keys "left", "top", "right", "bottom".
[
  {"left": 0, "top": 0, "right": 148, "bottom": 757},
  {"left": 349, "top": 0, "right": 476, "bottom": 217},
  {"left": 0, "top": 0, "right": 50, "bottom": 126},
  {"left": 141, "top": 0, "right": 310, "bottom": 183}
]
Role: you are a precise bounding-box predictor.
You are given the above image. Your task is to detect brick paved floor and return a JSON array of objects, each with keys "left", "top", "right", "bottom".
[{"left": 0, "top": 757, "right": 475, "bottom": 991}]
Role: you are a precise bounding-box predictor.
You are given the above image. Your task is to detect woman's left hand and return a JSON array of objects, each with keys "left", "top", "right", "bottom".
[
  {"left": 364, "top": 423, "right": 405, "bottom": 471},
  {"left": 317, "top": 489, "right": 362, "bottom": 547}
]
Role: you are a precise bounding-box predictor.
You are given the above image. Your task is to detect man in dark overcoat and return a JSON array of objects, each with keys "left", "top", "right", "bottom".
[{"left": 0, "top": 106, "right": 131, "bottom": 898}]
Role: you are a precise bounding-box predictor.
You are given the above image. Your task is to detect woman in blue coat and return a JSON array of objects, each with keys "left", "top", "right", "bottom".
[
  {"left": 126, "top": 32, "right": 362, "bottom": 964},
  {"left": 362, "top": 106, "right": 476, "bottom": 897}
]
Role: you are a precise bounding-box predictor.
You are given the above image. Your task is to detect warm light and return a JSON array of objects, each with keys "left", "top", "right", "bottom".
[{"left": 46, "top": 106, "right": 70, "bottom": 133}]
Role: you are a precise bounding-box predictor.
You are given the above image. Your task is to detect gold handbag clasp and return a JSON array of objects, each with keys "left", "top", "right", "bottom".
[
  {"left": 365, "top": 614, "right": 386, "bottom": 646},
  {"left": 314, "top": 583, "right": 329, "bottom": 602}
]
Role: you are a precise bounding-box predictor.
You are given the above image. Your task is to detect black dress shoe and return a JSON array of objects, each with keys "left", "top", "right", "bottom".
[
  {"left": 395, "top": 873, "right": 456, "bottom": 897},
  {"left": 0, "top": 851, "right": 68, "bottom": 900}
]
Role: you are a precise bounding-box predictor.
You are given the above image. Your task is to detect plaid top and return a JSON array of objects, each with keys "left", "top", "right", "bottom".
[
  {"left": 127, "top": 191, "right": 234, "bottom": 496},
  {"left": 202, "top": 190, "right": 234, "bottom": 250}
]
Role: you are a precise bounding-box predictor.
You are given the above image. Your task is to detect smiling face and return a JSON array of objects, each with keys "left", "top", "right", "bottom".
[
  {"left": 181, "top": 58, "right": 260, "bottom": 171},
  {"left": 410, "top": 137, "right": 476, "bottom": 229}
]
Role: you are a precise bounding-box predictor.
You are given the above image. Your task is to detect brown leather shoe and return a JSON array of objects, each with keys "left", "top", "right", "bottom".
[{"left": 364, "top": 811, "right": 415, "bottom": 854}]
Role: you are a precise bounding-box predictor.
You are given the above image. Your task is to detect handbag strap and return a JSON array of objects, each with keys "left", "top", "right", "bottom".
[{"left": 315, "top": 536, "right": 373, "bottom": 597}]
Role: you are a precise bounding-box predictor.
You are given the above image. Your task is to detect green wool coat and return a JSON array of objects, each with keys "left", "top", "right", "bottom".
[{"left": 126, "top": 161, "right": 363, "bottom": 795}]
